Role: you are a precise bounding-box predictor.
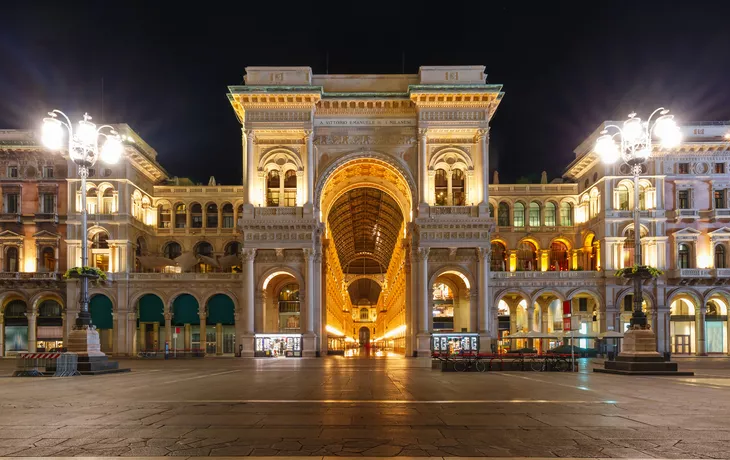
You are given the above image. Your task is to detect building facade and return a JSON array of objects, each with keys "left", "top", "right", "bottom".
[{"left": 1, "top": 66, "right": 729, "bottom": 358}]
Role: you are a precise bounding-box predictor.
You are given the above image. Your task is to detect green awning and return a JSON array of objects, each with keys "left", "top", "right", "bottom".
[
  {"left": 90, "top": 295, "right": 113, "bottom": 330},
  {"left": 173, "top": 294, "right": 199, "bottom": 325},
  {"left": 207, "top": 294, "right": 235, "bottom": 325},
  {"left": 139, "top": 294, "right": 164, "bottom": 324}
]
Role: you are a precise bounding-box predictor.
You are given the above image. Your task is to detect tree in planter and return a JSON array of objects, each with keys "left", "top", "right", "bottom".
[
  {"left": 64, "top": 266, "right": 108, "bottom": 285},
  {"left": 615, "top": 264, "right": 663, "bottom": 329}
]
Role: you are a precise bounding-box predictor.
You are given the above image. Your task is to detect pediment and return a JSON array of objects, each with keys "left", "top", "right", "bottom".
[
  {"left": 33, "top": 230, "right": 61, "bottom": 239},
  {"left": 0, "top": 230, "right": 22, "bottom": 239},
  {"left": 673, "top": 227, "right": 702, "bottom": 240},
  {"left": 709, "top": 227, "right": 730, "bottom": 240}
]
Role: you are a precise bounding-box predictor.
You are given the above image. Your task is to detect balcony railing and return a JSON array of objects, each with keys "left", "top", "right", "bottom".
[
  {"left": 157, "top": 226, "right": 238, "bottom": 236},
  {"left": 0, "top": 213, "right": 21, "bottom": 223},
  {"left": 34, "top": 213, "right": 59, "bottom": 223},
  {"left": 711, "top": 208, "right": 730, "bottom": 220},
  {"left": 125, "top": 272, "right": 243, "bottom": 281},
  {"left": 714, "top": 269, "right": 730, "bottom": 278},
  {"left": 668, "top": 268, "right": 712, "bottom": 278},
  {"left": 254, "top": 207, "right": 300, "bottom": 217},
  {"left": 491, "top": 270, "right": 601, "bottom": 279},
  {"left": 674, "top": 209, "right": 699, "bottom": 220},
  {"left": 0, "top": 272, "right": 61, "bottom": 280},
  {"left": 429, "top": 206, "right": 475, "bottom": 217}
]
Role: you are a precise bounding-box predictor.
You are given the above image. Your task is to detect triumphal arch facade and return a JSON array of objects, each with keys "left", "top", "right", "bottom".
[{"left": 228, "top": 66, "right": 502, "bottom": 357}]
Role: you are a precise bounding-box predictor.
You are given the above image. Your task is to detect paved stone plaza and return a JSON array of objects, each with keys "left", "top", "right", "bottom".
[{"left": 0, "top": 356, "right": 730, "bottom": 458}]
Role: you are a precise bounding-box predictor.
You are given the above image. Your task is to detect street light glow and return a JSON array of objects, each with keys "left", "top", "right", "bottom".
[
  {"left": 101, "top": 136, "right": 123, "bottom": 164},
  {"left": 41, "top": 118, "right": 64, "bottom": 150},
  {"left": 595, "top": 134, "right": 619, "bottom": 164}
]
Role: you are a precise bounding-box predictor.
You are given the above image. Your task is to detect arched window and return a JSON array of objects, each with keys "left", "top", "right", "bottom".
[
  {"left": 236, "top": 204, "right": 243, "bottom": 220},
  {"left": 715, "top": 244, "right": 727, "bottom": 269},
  {"left": 589, "top": 189, "right": 600, "bottom": 218},
  {"left": 190, "top": 203, "right": 202, "bottom": 228},
  {"left": 517, "top": 241, "right": 537, "bottom": 271},
  {"left": 266, "top": 170, "right": 280, "bottom": 207},
  {"left": 678, "top": 243, "right": 691, "bottom": 269},
  {"left": 86, "top": 186, "right": 98, "bottom": 214},
  {"left": 544, "top": 202, "right": 556, "bottom": 226},
  {"left": 41, "top": 247, "right": 56, "bottom": 272},
  {"left": 529, "top": 201, "right": 541, "bottom": 227},
  {"left": 156, "top": 203, "right": 169, "bottom": 229},
  {"left": 174, "top": 203, "right": 186, "bottom": 228},
  {"left": 163, "top": 241, "right": 182, "bottom": 260},
  {"left": 206, "top": 203, "right": 218, "bottom": 228},
  {"left": 224, "top": 241, "right": 240, "bottom": 256},
  {"left": 638, "top": 184, "right": 647, "bottom": 210},
  {"left": 498, "top": 202, "right": 510, "bottom": 227},
  {"left": 283, "top": 170, "right": 297, "bottom": 207},
  {"left": 132, "top": 191, "right": 142, "bottom": 221},
  {"left": 360, "top": 308, "right": 369, "bottom": 321},
  {"left": 91, "top": 231, "right": 109, "bottom": 249},
  {"left": 615, "top": 184, "right": 629, "bottom": 210},
  {"left": 560, "top": 202, "right": 573, "bottom": 226},
  {"left": 490, "top": 241, "right": 507, "bottom": 272},
  {"left": 194, "top": 241, "right": 215, "bottom": 273},
  {"left": 38, "top": 300, "right": 61, "bottom": 318},
  {"left": 4, "top": 300, "right": 27, "bottom": 318},
  {"left": 513, "top": 202, "right": 525, "bottom": 227},
  {"left": 5, "top": 246, "right": 19, "bottom": 272},
  {"left": 489, "top": 203, "right": 495, "bottom": 218},
  {"left": 278, "top": 284, "right": 300, "bottom": 332},
  {"left": 434, "top": 169, "right": 448, "bottom": 206},
  {"left": 221, "top": 203, "right": 234, "bottom": 228},
  {"left": 707, "top": 301, "right": 719, "bottom": 316},
  {"left": 452, "top": 169, "right": 465, "bottom": 206},
  {"left": 590, "top": 240, "right": 599, "bottom": 271},
  {"left": 101, "top": 187, "right": 115, "bottom": 214},
  {"left": 549, "top": 241, "right": 569, "bottom": 271}
]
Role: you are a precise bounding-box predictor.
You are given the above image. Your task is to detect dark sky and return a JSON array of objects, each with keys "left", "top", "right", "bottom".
[{"left": 2, "top": 1, "right": 730, "bottom": 185}]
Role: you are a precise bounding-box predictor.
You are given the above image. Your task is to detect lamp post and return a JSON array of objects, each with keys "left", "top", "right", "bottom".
[
  {"left": 42, "top": 110, "right": 123, "bottom": 329},
  {"left": 595, "top": 109, "right": 681, "bottom": 330}
]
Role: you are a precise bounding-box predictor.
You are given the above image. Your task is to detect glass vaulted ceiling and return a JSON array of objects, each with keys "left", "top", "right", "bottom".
[{"left": 328, "top": 188, "right": 403, "bottom": 275}]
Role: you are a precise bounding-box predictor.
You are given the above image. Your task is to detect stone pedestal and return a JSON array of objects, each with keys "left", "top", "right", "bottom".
[
  {"left": 415, "top": 333, "right": 432, "bottom": 357},
  {"left": 594, "top": 328, "right": 693, "bottom": 376},
  {"left": 302, "top": 332, "right": 317, "bottom": 357},
  {"left": 240, "top": 333, "right": 255, "bottom": 358},
  {"left": 68, "top": 327, "right": 130, "bottom": 375}
]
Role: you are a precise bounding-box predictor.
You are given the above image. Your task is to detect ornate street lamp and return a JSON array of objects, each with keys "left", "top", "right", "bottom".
[{"left": 42, "top": 110, "right": 123, "bottom": 329}]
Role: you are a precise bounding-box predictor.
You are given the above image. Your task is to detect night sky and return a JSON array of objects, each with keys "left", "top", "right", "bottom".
[{"left": 2, "top": 1, "right": 730, "bottom": 185}]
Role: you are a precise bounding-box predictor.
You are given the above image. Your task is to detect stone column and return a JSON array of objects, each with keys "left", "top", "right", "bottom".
[
  {"left": 244, "top": 129, "right": 255, "bottom": 205},
  {"left": 152, "top": 322, "right": 159, "bottom": 351},
  {"left": 164, "top": 312, "right": 172, "bottom": 350},
  {"left": 126, "top": 311, "right": 137, "bottom": 356},
  {"left": 0, "top": 317, "right": 4, "bottom": 356},
  {"left": 418, "top": 129, "right": 428, "bottom": 210},
  {"left": 404, "top": 241, "right": 414, "bottom": 356},
  {"left": 199, "top": 309, "right": 207, "bottom": 356},
  {"left": 27, "top": 312, "right": 37, "bottom": 352},
  {"left": 447, "top": 170, "right": 453, "bottom": 206},
  {"left": 302, "top": 249, "right": 316, "bottom": 356},
  {"left": 314, "top": 248, "right": 323, "bottom": 356},
  {"left": 655, "top": 305, "right": 670, "bottom": 354},
  {"left": 415, "top": 247, "right": 431, "bottom": 356},
  {"left": 216, "top": 323, "right": 223, "bottom": 356},
  {"left": 526, "top": 305, "right": 535, "bottom": 348},
  {"left": 304, "top": 130, "right": 314, "bottom": 208},
  {"left": 477, "top": 247, "right": 492, "bottom": 350},
  {"left": 696, "top": 304, "right": 707, "bottom": 356},
  {"left": 184, "top": 323, "right": 191, "bottom": 351},
  {"left": 241, "top": 248, "right": 256, "bottom": 357},
  {"left": 477, "top": 129, "right": 489, "bottom": 207},
  {"left": 469, "top": 289, "right": 478, "bottom": 333}
]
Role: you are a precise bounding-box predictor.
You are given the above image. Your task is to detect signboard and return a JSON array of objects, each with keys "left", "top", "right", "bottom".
[
  {"left": 680, "top": 125, "right": 730, "bottom": 140},
  {"left": 562, "top": 300, "right": 571, "bottom": 317},
  {"left": 563, "top": 317, "right": 572, "bottom": 332},
  {"left": 314, "top": 118, "right": 416, "bottom": 127},
  {"left": 172, "top": 333, "right": 178, "bottom": 339},
  {"left": 175, "top": 327, "right": 180, "bottom": 334}
]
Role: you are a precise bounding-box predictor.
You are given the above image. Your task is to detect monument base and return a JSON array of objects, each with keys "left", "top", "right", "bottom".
[
  {"left": 594, "top": 327, "right": 693, "bottom": 376},
  {"left": 68, "top": 327, "right": 130, "bottom": 375}
]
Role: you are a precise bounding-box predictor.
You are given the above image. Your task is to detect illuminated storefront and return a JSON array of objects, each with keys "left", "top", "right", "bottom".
[{"left": 255, "top": 333, "right": 302, "bottom": 357}]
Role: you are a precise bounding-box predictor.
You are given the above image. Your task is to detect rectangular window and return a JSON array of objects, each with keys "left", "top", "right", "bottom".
[
  {"left": 529, "top": 206, "right": 540, "bottom": 227},
  {"left": 8, "top": 166, "right": 18, "bottom": 178},
  {"left": 40, "top": 193, "right": 56, "bottom": 214},
  {"left": 4, "top": 193, "right": 19, "bottom": 213},
  {"left": 715, "top": 190, "right": 727, "bottom": 209},
  {"left": 623, "top": 296, "right": 632, "bottom": 312},
  {"left": 42, "top": 166, "right": 54, "bottom": 178},
  {"left": 579, "top": 298, "right": 588, "bottom": 312},
  {"left": 283, "top": 189, "right": 296, "bottom": 207},
  {"left": 678, "top": 163, "right": 689, "bottom": 174},
  {"left": 678, "top": 190, "right": 690, "bottom": 209},
  {"left": 715, "top": 163, "right": 726, "bottom": 174},
  {"left": 223, "top": 215, "right": 234, "bottom": 228}
]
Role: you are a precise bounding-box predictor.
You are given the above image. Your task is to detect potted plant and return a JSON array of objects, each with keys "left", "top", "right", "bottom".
[
  {"left": 615, "top": 264, "right": 663, "bottom": 280},
  {"left": 63, "top": 266, "right": 108, "bottom": 284}
]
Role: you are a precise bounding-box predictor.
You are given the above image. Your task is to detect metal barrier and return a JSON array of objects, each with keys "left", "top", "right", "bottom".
[
  {"left": 54, "top": 353, "right": 80, "bottom": 377},
  {"left": 13, "top": 353, "right": 61, "bottom": 376}
]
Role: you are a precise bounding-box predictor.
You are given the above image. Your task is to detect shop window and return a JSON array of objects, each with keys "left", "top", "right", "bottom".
[
  {"left": 4, "top": 192, "right": 19, "bottom": 214},
  {"left": 513, "top": 202, "right": 525, "bottom": 227},
  {"left": 677, "top": 190, "right": 690, "bottom": 209},
  {"left": 452, "top": 169, "right": 465, "bottom": 206},
  {"left": 434, "top": 169, "right": 447, "bottom": 206},
  {"left": 714, "top": 190, "right": 727, "bottom": 209},
  {"left": 715, "top": 163, "right": 726, "bottom": 174},
  {"left": 221, "top": 203, "right": 234, "bottom": 228},
  {"left": 544, "top": 202, "right": 556, "bottom": 226},
  {"left": 163, "top": 241, "right": 182, "bottom": 260},
  {"left": 678, "top": 243, "right": 691, "bottom": 269},
  {"left": 5, "top": 246, "right": 19, "bottom": 272},
  {"left": 190, "top": 203, "right": 203, "bottom": 228},
  {"left": 498, "top": 202, "right": 510, "bottom": 227},
  {"left": 549, "top": 241, "right": 569, "bottom": 271},
  {"left": 528, "top": 201, "right": 541, "bottom": 227},
  {"left": 678, "top": 163, "right": 690, "bottom": 174},
  {"left": 516, "top": 241, "right": 537, "bottom": 271},
  {"left": 490, "top": 241, "right": 507, "bottom": 272},
  {"left": 283, "top": 170, "right": 297, "bottom": 207},
  {"left": 266, "top": 170, "right": 280, "bottom": 207},
  {"left": 174, "top": 203, "right": 186, "bottom": 228},
  {"left": 41, "top": 247, "right": 56, "bottom": 272},
  {"left": 432, "top": 283, "right": 454, "bottom": 331},
  {"left": 278, "top": 284, "right": 300, "bottom": 332},
  {"left": 158, "top": 204, "right": 171, "bottom": 228},
  {"left": 715, "top": 245, "right": 726, "bottom": 269},
  {"left": 560, "top": 202, "right": 573, "bottom": 226},
  {"left": 206, "top": 203, "right": 218, "bottom": 228}
]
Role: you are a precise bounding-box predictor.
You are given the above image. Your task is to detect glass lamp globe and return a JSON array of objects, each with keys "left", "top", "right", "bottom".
[
  {"left": 595, "top": 134, "right": 619, "bottom": 164},
  {"left": 623, "top": 117, "right": 643, "bottom": 142},
  {"left": 76, "top": 119, "right": 98, "bottom": 146},
  {"left": 100, "top": 137, "right": 123, "bottom": 164},
  {"left": 41, "top": 119, "right": 64, "bottom": 150}
]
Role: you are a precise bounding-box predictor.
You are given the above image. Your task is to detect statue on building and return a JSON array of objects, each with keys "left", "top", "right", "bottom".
[{"left": 492, "top": 170, "right": 499, "bottom": 185}]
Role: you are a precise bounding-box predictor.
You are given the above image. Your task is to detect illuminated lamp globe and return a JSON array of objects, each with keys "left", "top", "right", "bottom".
[
  {"left": 100, "top": 136, "right": 123, "bottom": 164},
  {"left": 623, "top": 117, "right": 643, "bottom": 141},
  {"left": 41, "top": 118, "right": 64, "bottom": 150},
  {"left": 76, "top": 118, "right": 98, "bottom": 146},
  {"left": 635, "top": 148, "right": 651, "bottom": 160},
  {"left": 595, "top": 134, "right": 619, "bottom": 164}
]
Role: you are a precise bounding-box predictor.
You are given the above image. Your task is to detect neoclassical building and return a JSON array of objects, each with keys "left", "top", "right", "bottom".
[{"left": 1, "top": 66, "right": 729, "bottom": 358}]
